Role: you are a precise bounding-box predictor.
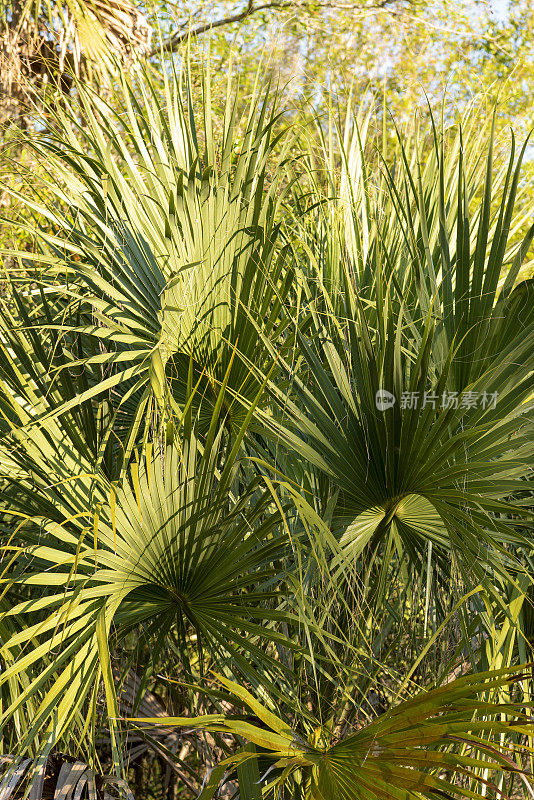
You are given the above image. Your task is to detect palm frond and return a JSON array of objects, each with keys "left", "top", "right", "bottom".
[{"left": 132, "top": 667, "right": 534, "bottom": 800}]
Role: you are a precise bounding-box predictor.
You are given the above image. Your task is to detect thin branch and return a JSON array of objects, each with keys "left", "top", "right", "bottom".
[{"left": 150, "top": 0, "right": 401, "bottom": 56}]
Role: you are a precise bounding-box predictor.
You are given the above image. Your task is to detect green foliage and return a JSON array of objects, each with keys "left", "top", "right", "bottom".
[
  {"left": 134, "top": 668, "right": 534, "bottom": 800},
  {"left": 0, "top": 56, "right": 533, "bottom": 800},
  {"left": 1, "top": 64, "right": 294, "bottom": 470}
]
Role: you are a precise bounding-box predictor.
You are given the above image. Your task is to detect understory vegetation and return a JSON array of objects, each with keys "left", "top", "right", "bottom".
[{"left": 0, "top": 56, "right": 533, "bottom": 799}]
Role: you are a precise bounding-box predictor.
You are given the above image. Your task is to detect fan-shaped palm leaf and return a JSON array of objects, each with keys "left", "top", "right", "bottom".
[
  {"left": 133, "top": 667, "right": 534, "bottom": 800},
  {"left": 1, "top": 63, "right": 294, "bottom": 472},
  {"left": 0, "top": 368, "right": 303, "bottom": 780},
  {"left": 261, "top": 110, "right": 534, "bottom": 590}
]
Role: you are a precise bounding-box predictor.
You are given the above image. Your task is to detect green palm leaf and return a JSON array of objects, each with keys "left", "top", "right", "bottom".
[
  {"left": 132, "top": 666, "right": 534, "bottom": 799},
  {"left": 1, "top": 62, "right": 294, "bottom": 469},
  {"left": 0, "top": 375, "right": 303, "bottom": 771},
  {"left": 261, "top": 109, "right": 534, "bottom": 587}
]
